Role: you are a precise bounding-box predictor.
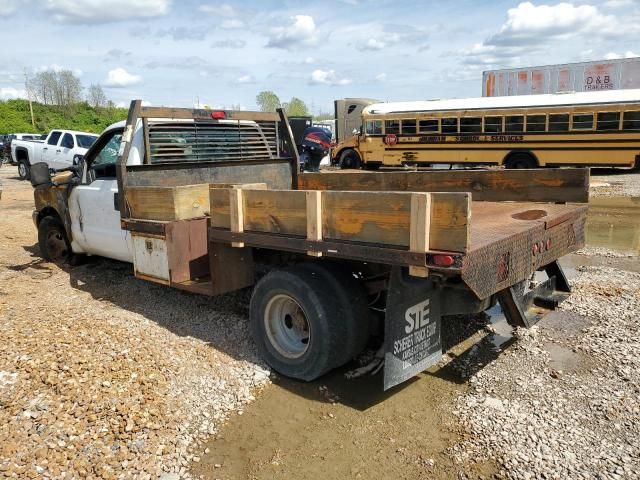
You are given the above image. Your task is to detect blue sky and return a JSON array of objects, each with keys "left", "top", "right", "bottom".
[{"left": 0, "top": 0, "right": 638, "bottom": 113}]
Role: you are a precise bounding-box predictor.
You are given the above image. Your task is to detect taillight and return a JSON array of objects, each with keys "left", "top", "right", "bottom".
[
  {"left": 211, "top": 110, "right": 226, "bottom": 119},
  {"left": 432, "top": 254, "right": 455, "bottom": 267}
]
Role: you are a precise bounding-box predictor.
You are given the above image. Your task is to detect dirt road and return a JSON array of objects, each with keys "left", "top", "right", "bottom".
[{"left": 1, "top": 165, "right": 639, "bottom": 479}]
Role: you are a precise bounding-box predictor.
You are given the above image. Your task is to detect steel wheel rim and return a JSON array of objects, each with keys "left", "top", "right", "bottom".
[
  {"left": 264, "top": 294, "right": 310, "bottom": 359},
  {"left": 46, "top": 230, "right": 68, "bottom": 260},
  {"left": 18, "top": 163, "right": 26, "bottom": 177}
]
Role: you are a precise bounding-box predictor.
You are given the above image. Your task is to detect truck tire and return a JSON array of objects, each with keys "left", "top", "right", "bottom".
[
  {"left": 298, "top": 261, "right": 370, "bottom": 363},
  {"left": 18, "top": 160, "right": 30, "bottom": 180},
  {"left": 38, "top": 216, "right": 73, "bottom": 263},
  {"left": 250, "top": 265, "right": 352, "bottom": 381},
  {"left": 505, "top": 152, "right": 537, "bottom": 169},
  {"left": 339, "top": 149, "right": 361, "bottom": 169}
]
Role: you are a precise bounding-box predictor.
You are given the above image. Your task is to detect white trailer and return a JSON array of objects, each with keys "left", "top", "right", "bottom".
[{"left": 483, "top": 57, "right": 640, "bottom": 97}]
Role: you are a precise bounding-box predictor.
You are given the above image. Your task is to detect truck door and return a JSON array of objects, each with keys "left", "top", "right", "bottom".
[
  {"left": 42, "top": 131, "right": 62, "bottom": 168},
  {"left": 57, "top": 133, "right": 75, "bottom": 169},
  {"left": 68, "top": 128, "right": 133, "bottom": 262}
]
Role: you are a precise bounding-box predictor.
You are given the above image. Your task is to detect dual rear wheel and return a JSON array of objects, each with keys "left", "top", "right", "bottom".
[{"left": 250, "top": 262, "right": 370, "bottom": 381}]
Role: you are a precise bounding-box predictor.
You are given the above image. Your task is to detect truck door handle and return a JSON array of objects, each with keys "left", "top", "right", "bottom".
[
  {"left": 43, "top": 147, "right": 48, "bottom": 150},
  {"left": 113, "top": 192, "right": 120, "bottom": 211},
  {"left": 56, "top": 149, "right": 61, "bottom": 153}
]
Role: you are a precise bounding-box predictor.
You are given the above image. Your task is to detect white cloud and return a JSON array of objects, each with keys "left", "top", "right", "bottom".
[
  {"left": 605, "top": 50, "right": 640, "bottom": 60},
  {"left": 304, "top": 57, "right": 314, "bottom": 64},
  {"left": 486, "top": 2, "right": 613, "bottom": 46},
  {"left": 141, "top": 100, "right": 152, "bottom": 107},
  {"left": 37, "top": 64, "right": 83, "bottom": 77},
  {"left": 45, "top": 0, "right": 170, "bottom": 24},
  {"left": 0, "top": 0, "right": 19, "bottom": 15},
  {"left": 0, "top": 87, "right": 27, "bottom": 100},
  {"left": 237, "top": 74, "right": 253, "bottom": 83},
  {"left": 375, "top": 73, "right": 387, "bottom": 81},
  {"left": 267, "top": 15, "right": 317, "bottom": 49},
  {"left": 359, "top": 38, "right": 386, "bottom": 51},
  {"left": 604, "top": 0, "right": 634, "bottom": 8},
  {"left": 199, "top": 3, "right": 235, "bottom": 16},
  {"left": 104, "top": 68, "right": 142, "bottom": 88},
  {"left": 310, "top": 69, "right": 351, "bottom": 86},
  {"left": 222, "top": 19, "right": 244, "bottom": 29}
]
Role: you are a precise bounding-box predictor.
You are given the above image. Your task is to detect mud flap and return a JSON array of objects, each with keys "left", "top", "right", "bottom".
[{"left": 383, "top": 267, "right": 442, "bottom": 391}]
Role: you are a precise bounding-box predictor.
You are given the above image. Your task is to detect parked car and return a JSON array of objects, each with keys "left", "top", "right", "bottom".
[
  {"left": 12, "top": 129, "right": 98, "bottom": 180},
  {"left": 2, "top": 133, "right": 41, "bottom": 164}
]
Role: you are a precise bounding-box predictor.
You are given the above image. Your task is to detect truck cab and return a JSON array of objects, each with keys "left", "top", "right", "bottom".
[{"left": 13, "top": 129, "right": 98, "bottom": 180}]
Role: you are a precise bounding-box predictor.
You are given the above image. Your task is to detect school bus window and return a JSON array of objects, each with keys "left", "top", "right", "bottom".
[
  {"left": 401, "top": 119, "right": 417, "bottom": 135},
  {"left": 385, "top": 120, "right": 400, "bottom": 134},
  {"left": 597, "top": 112, "right": 620, "bottom": 131},
  {"left": 505, "top": 115, "right": 524, "bottom": 132},
  {"left": 572, "top": 113, "right": 594, "bottom": 130},
  {"left": 365, "top": 120, "right": 382, "bottom": 135},
  {"left": 622, "top": 111, "right": 640, "bottom": 130},
  {"left": 441, "top": 117, "right": 458, "bottom": 134},
  {"left": 460, "top": 117, "right": 482, "bottom": 133},
  {"left": 549, "top": 114, "right": 569, "bottom": 132},
  {"left": 419, "top": 119, "right": 439, "bottom": 133},
  {"left": 484, "top": 116, "right": 503, "bottom": 133},
  {"left": 526, "top": 115, "right": 546, "bottom": 132}
]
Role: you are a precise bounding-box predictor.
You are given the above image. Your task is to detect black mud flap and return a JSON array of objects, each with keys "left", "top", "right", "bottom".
[{"left": 383, "top": 267, "right": 442, "bottom": 391}]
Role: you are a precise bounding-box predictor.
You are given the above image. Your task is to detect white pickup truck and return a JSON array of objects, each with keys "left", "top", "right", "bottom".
[{"left": 12, "top": 129, "right": 98, "bottom": 180}]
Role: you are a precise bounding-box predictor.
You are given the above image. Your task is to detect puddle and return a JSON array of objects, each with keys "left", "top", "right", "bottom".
[
  {"left": 191, "top": 365, "right": 468, "bottom": 480},
  {"left": 586, "top": 196, "right": 640, "bottom": 255},
  {"left": 543, "top": 343, "right": 589, "bottom": 373}
]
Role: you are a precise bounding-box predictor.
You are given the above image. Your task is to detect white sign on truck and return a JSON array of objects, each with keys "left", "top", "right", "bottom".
[{"left": 483, "top": 57, "right": 640, "bottom": 97}]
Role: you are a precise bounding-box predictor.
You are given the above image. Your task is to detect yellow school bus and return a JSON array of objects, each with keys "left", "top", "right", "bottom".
[{"left": 331, "top": 89, "right": 640, "bottom": 169}]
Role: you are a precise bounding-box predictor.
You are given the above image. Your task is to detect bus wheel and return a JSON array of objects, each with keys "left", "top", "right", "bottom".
[
  {"left": 250, "top": 265, "right": 352, "bottom": 381},
  {"left": 339, "top": 149, "right": 362, "bottom": 169},
  {"left": 505, "top": 153, "right": 537, "bottom": 169}
]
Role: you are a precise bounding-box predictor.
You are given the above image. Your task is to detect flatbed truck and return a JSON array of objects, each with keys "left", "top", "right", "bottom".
[{"left": 31, "top": 101, "right": 588, "bottom": 390}]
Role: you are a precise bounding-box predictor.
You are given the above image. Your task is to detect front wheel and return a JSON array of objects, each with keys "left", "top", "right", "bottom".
[
  {"left": 339, "top": 149, "right": 362, "bottom": 169},
  {"left": 18, "top": 160, "right": 30, "bottom": 180},
  {"left": 38, "top": 216, "right": 74, "bottom": 264},
  {"left": 250, "top": 266, "right": 354, "bottom": 381}
]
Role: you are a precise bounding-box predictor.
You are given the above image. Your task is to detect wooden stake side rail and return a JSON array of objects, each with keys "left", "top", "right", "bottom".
[
  {"left": 297, "top": 168, "right": 590, "bottom": 204},
  {"left": 209, "top": 186, "right": 471, "bottom": 277}
]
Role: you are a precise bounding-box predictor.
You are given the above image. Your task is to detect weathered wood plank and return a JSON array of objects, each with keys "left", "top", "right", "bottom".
[
  {"left": 243, "top": 190, "right": 307, "bottom": 236},
  {"left": 322, "top": 191, "right": 412, "bottom": 246},
  {"left": 209, "top": 188, "right": 230, "bottom": 229},
  {"left": 306, "top": 190, "right": 322, "bottom": 256},
  {"left": 430, "top": 193, "right": 471, "bottom": 253},
  {"left": 298, "top": 169, "right": 589, "bottom": 203},
  {"left": 127, "top": 184, "right": 209, "bottom": 221},
  {"left": 409, "top": 192, "right": 432, "bottom": 277},
  {"left": 229, "top": 188, "right": 245, "bottom": 248}
]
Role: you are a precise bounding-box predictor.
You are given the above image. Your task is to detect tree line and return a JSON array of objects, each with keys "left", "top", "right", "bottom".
[{"left": 26, "top": 69, "right": 111, "bottom": 110}]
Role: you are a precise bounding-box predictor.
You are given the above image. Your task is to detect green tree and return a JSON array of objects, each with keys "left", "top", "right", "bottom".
[
  {"left": 284, "top": 97, "right": 309, "bottom": 117},
  {"left": 87, "top": 84, "right": 108, "bottom": 109},
  {"left": 256, "top": 90, "right": 281, "bottom": 112}
]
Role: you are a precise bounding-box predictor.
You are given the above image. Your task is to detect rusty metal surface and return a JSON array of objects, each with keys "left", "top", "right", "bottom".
[
  {"left": 33, "top": 184, "right": 74, "bottom": 240},
  {"left": 462, "top": 202, "right": 587, "bottom": 299},
  {"left": 126, "top": 160, "right": 293, "bottom": 190}
]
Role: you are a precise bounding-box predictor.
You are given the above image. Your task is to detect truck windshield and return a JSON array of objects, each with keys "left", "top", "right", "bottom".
[{"left": 77, "top": 134, "right": 98, "bottom": 149}]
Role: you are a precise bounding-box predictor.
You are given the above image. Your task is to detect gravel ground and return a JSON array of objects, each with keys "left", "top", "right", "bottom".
[
  {"left": 450, "top": 256, "right": 640, "bottom": 479},
  {"left": 590, "top": 169, "right": 640, "bottom": 197},
  {"left": 0, "top": 166, "right": 270, "bottom": 478}
]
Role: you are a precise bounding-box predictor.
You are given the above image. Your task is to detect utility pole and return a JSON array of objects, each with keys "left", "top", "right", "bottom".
[{"left": 23, "top": 71, "right": 35, "bottom": 129}]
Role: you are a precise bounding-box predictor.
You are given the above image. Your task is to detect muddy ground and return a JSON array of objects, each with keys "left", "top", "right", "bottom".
[{"left": 1, "top": 165, "right": 639, "bottom": 479}]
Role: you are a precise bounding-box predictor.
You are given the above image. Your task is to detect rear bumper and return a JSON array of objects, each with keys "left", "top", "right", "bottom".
[{"left": 461, "top": 205, "right": 588, "bottom": 300}]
